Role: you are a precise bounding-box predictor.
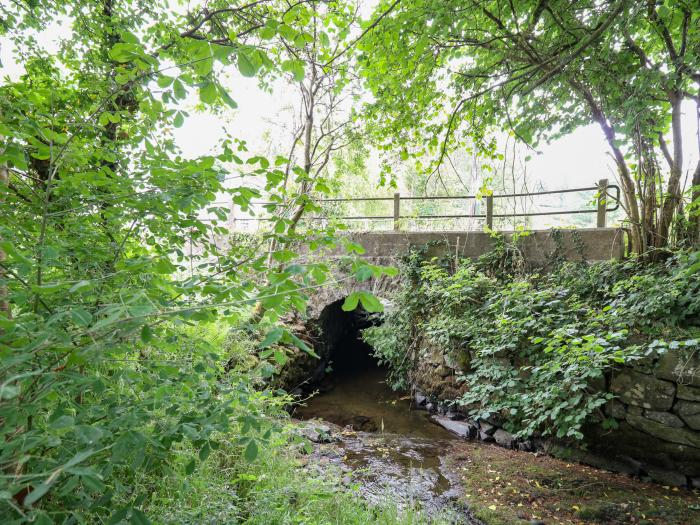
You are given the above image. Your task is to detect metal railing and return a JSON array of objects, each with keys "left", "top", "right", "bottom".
[{"left": 228, "top": 179, "right": 620, "bottom": 231}]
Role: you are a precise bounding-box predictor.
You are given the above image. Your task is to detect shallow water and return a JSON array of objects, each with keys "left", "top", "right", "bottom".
[
  {"left": 295, "top": 367, "right": 455, "bottom": 440},
  {"left": 294, "top": 367, "right": 471, "bottom": 521}
]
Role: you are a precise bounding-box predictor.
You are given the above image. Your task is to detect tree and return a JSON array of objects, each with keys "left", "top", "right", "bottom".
[
  {"left": 358, "top": 0, "right": 700, "bottom": 254},
  {"left": 0, "top": 1, "right": 353, "bottom": 519}
]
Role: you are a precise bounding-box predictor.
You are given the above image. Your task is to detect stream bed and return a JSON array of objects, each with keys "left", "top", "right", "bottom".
[
  {"left": 293, "top": 367, "right": 476, "bottom": 523},
  {"left": 291, "top": 366, "right": 700, "bottom": 524}
]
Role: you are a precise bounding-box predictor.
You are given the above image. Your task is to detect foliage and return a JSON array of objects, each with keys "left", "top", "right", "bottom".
[
  {"left": 358, "top": 0, "right": 700, "bottom": 252},
  {"left": 364, "top": 246, "right": 700, "bottom": 440},
  {"left": 0, "top": 2, "right": 394, "bottom": 522},
  {"left": 139, "top": 411, "right": 434, "bottom": 524}
]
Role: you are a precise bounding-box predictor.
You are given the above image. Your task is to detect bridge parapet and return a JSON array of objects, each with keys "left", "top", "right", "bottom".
[
  {"left": 328, "top": 228, "right": 625, "bottom": 264},
  {"left": 305, "top": 227, "right": 625, "bottom": 318}
]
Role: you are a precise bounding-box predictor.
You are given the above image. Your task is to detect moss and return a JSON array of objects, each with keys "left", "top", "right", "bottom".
[{"left": 447, "top": 441, "right": 700, "bottom": 525}]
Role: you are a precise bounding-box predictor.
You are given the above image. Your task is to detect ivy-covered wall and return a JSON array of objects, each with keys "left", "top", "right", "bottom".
[{"left": 363, "top": 240, "right": 700, "bottom": 487}]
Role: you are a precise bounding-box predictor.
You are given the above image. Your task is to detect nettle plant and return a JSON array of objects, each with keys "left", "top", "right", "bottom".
[{"left": 366, "top": 246, "right": 700, "bottom": 441}]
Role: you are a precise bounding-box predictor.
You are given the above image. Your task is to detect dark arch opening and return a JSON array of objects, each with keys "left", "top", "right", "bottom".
[{"left": 317, "top": 297, "right": 380, "bottom": 378}]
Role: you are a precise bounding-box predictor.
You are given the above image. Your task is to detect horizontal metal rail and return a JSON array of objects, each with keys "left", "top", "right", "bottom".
[{"left": 226, "top": 181, "right": 620, "bottom": 230}]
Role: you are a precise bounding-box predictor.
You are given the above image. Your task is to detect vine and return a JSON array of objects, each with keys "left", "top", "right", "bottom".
[{"left": 364, "top": 246, "right": 700, "bottom": 441}]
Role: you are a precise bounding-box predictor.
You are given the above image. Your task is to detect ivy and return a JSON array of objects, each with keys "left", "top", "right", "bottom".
[{"left": 364, "top": 247, "right": 700, "bottom": 440}]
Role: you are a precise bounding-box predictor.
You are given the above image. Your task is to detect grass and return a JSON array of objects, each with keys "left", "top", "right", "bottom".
[{"left": 146, "top": 424, "right": 442, "bottom": 525}]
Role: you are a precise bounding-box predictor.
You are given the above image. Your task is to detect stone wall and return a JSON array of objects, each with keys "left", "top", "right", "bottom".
[
  {"left": 316, "top": 228, "right": 626, "bottom": 265},
  {"left": 303, "top": 228, "right": 626, "bottom": 318},
  {"left": 586, "top": 350, "right": 700, "bottom": 487},
  {"left": 413, "top": 341, "right": 700, "bottom": 487}
]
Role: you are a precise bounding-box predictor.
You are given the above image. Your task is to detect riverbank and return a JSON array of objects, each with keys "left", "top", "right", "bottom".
[{"left": 293, "top": 367, "right": 700, "bottom": 524}]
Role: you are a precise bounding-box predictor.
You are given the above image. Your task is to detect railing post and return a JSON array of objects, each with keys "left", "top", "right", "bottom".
[
  {"left": 485, "top": 194, "right": 494, "bottom": 229},
  {"left": 597, "top": 178, "right": 608, "bottom": 228},
  {"left": 393, "top": 192, "right": 400, "bottom": 231}
]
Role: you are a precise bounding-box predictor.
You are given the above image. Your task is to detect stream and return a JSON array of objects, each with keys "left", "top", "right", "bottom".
[{"left": 293, "top": 366, "right": 476, "bottom": 523}]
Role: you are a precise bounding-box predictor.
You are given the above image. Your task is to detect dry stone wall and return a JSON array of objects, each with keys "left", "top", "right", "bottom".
[{"left": 415, "top": 342, "right": 700, "bottom": 487}]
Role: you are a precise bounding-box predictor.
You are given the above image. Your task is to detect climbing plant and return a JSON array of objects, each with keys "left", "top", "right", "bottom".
[{"left": 364, "top": 245, "right": 700, "bottom": 440}]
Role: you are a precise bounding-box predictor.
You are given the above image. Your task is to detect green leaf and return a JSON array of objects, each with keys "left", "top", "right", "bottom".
[
  {"left": 273, "top": 350, "right": 288, "bottom": 365},
  {"left": 244, "top": 439, "right": 258, "bottom": 462},
  {"left": 259, "top": 327, "right": 284, "bottom": 348},
  {"left": 173, "top": 78, "right": 187, "bottom": 99},
  {"left": 358, "top": 291, "right": 383, "bottom": 313},
  {"left": 199, "top": 82, "right": 218, "bottom": 104},
  {"left": 218, "top": 87, "right": 238, "bottom": 109},
  {"left": 237, "top": 52, "right": 259, "bottom": 77},
  {"left": 260, "top": 26, "right": 276, "bottom": 40},
  {"left": 24, "top": 482, "right": 51, "bottom": 506},
  {"left": 130, "top": 508, "right": 151, "bottom": 525},
  {"left": 0, "top": 385, "right": 19, "bottom": 400},
  {"left": 184, "top": 459, "right": 196, "bottom": 475},
  {"left": 71, "top": 308, "right": 93, "bottom": 327},
  {"left": 342, "top": 292, "right": 360, "bottom": 312},
  {"left": 109, "top": 42, "right": 139, "bottom": 63},
  {"left": 140, "top": 325, "right": 153, "bottom": 343},
  {"left": 153, "top": 258, "right": 177, "bottom": 274},
  {"left": 173, "top": 112, "right": 184, "bottom": 128},
  {"left": 157, "top": 75, "right": 174, "bottom": 88},
  {"left": 356, "top": 266, "right": 373, "bottom": 282},
  {"left": 69, "top": 280, "right": 92, "bottom": 293},
  {"left": 271, "top": 249, "right": 296, "bottom": 263}
]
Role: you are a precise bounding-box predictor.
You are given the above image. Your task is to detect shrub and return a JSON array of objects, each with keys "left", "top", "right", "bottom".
[{"left": 364, "top": 247, "right": 700, "bottom": 440}]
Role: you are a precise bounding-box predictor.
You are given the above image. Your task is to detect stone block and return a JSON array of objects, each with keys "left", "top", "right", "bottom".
[
  {"left": 610, "top": 369, "right": 675, "bottom": 411},
  {"left": 494, "top": 429, "right": 516, "bottom": 449},
  {"left": 646, "top": 467, "right": 688, "bottom": 487},
  {"left": 674, "top": 400, "right": 700, "bottom": 430},
  {"left": 604, "top": 399, "right": 627, "bottom": 419},
  {"left": 626, "top": 413, "right": 700, "bottom": 448},
  {"left": 445, "top": 409, "right": 464, "bottom": 421},
  {"left": 585, "top": 421, "right": 700, "bottom": 475},
  {"left": 431, "top": 415, "right": 477, "bottom": 439},
  {"left": 478, "top": 421, "right": 497, "bottom": 435},
  {"left": 517, "top": 441, "right": 534, "bottom": 452},
  {"left": 627, "top": 404, "right": 643, "bottom": 416},
  {"left": 656, "top": 351, "right": 700, "bottom": 387},
  {"left": 643, "top": 410, "right": 684, "bottom": 428},
  {"left": 675, "top": 400, "right": 700, "bottom": 418},
  {"left": 678, "top": 384, "right": 700, "bottom": 402},
  {"left": 479, "top": 431, "right": 495, "bottom": 443}
]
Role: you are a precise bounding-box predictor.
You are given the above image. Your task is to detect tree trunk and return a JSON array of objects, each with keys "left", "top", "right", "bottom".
[
  {"left": 571, "top": 80, "right": 644, "bottom": 254},
  {"left": 691, "top": 160, "right": 700, "bottom": 246},
  {"left": 657, "top": 94, "right": 684, "bottom": 248},
  {"left": 0, "top": 163, "right": 9, "bottom": 319},
  {"left": 287, "top": 62, "right": 317, "bottom": 234}
]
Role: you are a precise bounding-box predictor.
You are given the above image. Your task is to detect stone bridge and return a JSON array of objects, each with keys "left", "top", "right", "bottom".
[{"left": 305, "top": 227, "right": 626, "bottom": 317}]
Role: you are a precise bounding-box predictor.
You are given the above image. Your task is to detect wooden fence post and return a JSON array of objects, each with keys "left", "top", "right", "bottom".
[
  {"left": 393, "top": 192, "right": 400, "bottom": 231},
  {"left": 597, "top": 179, "right": 608, "bottom": 228},
  {"left": 485, "top": 194, "right": 494, "bottom": 229}
]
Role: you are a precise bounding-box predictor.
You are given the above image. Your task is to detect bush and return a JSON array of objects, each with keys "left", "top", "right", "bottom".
[{"left": 364, "top": 246, "right": 700, "bottom": 440}]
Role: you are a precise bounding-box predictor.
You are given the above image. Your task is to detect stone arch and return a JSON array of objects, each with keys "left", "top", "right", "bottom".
[{"left": 306, "top": 256, "right": 402, "bottom": 319}]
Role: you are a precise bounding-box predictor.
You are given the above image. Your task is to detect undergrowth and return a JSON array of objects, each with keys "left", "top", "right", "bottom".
[
  {"left": 364, "top": 240, "right": 700, "bottom": 440},
  {"left": 148, "top": 428, "right": 434, "bottom": 525}
]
